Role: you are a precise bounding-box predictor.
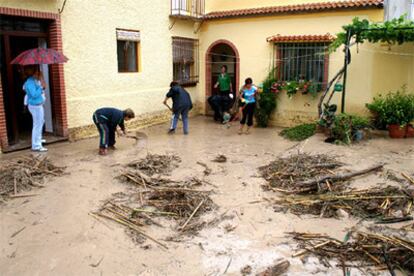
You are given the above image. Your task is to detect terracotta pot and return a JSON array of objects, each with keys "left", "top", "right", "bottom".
[
  {"left": 406, "top": 124, "right": 414, "bottom": 138},
  {"left": 388, "top": 124, "right": 406, "bottom": 139}
]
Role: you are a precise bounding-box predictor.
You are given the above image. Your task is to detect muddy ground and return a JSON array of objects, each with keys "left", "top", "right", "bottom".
[{"left": 1, "top": 116, "right": 413, "bottom": 276}]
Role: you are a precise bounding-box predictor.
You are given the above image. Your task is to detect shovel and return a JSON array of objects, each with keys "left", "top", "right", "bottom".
[{"left": 164, "top": 103, "right": 182, "bottom": 121}]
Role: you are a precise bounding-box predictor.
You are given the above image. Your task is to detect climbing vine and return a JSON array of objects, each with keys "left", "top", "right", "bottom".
[{"left": 330, "top": 16, "right": 414, "bottom": 51}]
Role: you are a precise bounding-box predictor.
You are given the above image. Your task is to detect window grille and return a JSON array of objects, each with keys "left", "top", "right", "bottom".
[
  {"left": 172, "top": 37, "right": 199, "bottom": 86},
  {"left": 275, "top": 43, "right": 329, "bottom": 88}
]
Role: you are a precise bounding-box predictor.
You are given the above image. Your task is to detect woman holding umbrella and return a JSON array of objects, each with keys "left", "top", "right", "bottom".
[
  {"left": 23, "top": 65, "right": 47, "bottom": 152},
  {"left": 11, "top": 47, "right": 68, "bottom": 152}
]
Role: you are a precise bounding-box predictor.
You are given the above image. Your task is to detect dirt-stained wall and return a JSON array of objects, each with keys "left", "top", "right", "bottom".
[{"left": 0, "top": 0, "right": 200, "bottom": 144}]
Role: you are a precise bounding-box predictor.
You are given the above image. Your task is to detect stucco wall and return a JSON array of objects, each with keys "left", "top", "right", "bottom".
[
  {"left": 0, "top": 0, "right": 201, "bottom": 135},
  {"left": 199, "top": 9, "right": 414, "bottom": 126},
  {"left": 0, "top": 0, "right": 58, "bottom": 13},
  {"left": 61, "top": 0, "right": 199, "bottom": 128}
]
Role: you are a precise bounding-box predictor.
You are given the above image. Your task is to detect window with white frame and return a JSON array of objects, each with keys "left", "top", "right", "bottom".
[{"left": 116, "top": 29, "right": 140, "bottom": 73}]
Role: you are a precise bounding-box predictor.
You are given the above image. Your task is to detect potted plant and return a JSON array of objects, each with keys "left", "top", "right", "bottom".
[
  {"left": 366, "top": 87, "right": 414, "bottom": 138},
  {"left": 255, "top": 69, "right": 278, "bottom": 127}
]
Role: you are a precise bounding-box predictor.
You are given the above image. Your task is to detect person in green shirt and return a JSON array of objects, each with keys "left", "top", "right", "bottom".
[
  {"left": 209, "top": 65, "right": 233, "bottom": 122},
  {"left": 214, "top": 65, "right": 233, "bottom": 95}
]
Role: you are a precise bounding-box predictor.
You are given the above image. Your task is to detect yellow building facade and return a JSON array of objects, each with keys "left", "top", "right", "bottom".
[{"left": 0, "top": 0, "right": 413, "bottom": 152}]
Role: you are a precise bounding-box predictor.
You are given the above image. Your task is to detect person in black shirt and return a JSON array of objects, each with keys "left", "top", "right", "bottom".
[
  {"left": 163, "top": 82, "right": 193, "bottom": 135},
  {"left": 92, "top": 107, "right": 135, "bottom": 155}
]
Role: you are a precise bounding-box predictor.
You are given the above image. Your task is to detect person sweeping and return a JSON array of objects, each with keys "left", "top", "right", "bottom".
[
  {"left": 163, "top": 81, "right": 193, "bottom": 135},
  {"left": 239, "top": 77, "right": 258, "bottom": 135},
  {"left": 92, "top": 107, "right": 135, "bottom": 155}
]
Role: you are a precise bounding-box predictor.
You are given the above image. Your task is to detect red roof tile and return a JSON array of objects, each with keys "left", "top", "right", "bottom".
[
  {"left": 267, "top": 33, "right": 336, "bottom": 43},
  {"left": 204, "top": 0, "right": 383, "bottom": 20}
]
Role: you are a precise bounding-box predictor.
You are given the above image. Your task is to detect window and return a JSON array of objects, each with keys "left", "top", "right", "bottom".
[
  {"left": 116, "top": 29, "right": 140, "bottom": 73},
  {"left": 172, "top": 37, "right": 199, "bottom": 86},
  {"left": 276, "top": 43, "right": 329, "bottom": 89}
]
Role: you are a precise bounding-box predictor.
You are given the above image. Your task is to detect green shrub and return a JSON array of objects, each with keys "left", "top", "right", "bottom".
[
  {"left": 331, "top": 114, "right": 370, "bottom": 144},
  {"left": 256, "top": 68, "right": 278, "bottom": 127},
  {"left": 280, "top": 123, "right": 317, "bottom": 141},
  {"left": 366, "top": 86, "right": 414, "bottom": 128}
]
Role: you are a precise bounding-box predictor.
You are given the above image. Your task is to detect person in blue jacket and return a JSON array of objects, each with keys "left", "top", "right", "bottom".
[
  {"left": 239, "top": 77, "right": 258, "bottom": 135},
  {"left": 163, "top": 81, "right": 193, "bottom": 135},
  {"left": 23, "top": 66, "right": 47, "bottom": 152},
  {"left": 92, "top": 107, "right": 135, "bottom": 155}
]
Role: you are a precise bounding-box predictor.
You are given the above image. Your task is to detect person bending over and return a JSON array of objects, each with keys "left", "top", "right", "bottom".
[{"left": 92, "top": 107, "right": 135, "bottom": 155}]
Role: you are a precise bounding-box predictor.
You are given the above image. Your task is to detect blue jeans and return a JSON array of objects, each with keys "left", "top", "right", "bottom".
[
  {"left": 28, "top": 105, "right": 45, "bottom": 150},
  {"left": 170, "top": 108, "right": 189, "bottom": 134}
]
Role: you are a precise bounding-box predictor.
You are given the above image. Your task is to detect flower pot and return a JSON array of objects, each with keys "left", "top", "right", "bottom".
[
  {"left": 406, "top": 124, "right": 414, "bottom": 138},
  {"left": 388, "top": 124, "right": 406, "bottom": 139}
]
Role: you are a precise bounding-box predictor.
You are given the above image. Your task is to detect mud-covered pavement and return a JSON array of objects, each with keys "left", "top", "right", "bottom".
[{"left": 1, "top": 116, "right": 413, "bottom": 276}]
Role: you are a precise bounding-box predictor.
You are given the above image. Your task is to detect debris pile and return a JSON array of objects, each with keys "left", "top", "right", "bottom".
[
  {"left": 126, "top": 154, "right": 181, "bottom": 176},
  {"left": 119, "top": 153, "right": 182, "bottom": 188},
  {"left": 290, "top": 231, "right": 414, "bottom": 274},
  {"left": 146, "top": 186, "right": 215, "bottom": 232},
  {"left": 0, "top": 155, "right": 65, "bottom": 199},
  {"left": 275, "top": 186, "right": 413, "bottom": 220},
  {"left": 94, "top": 153, "right": 217, "bottom": 246},
  {"left": 259, "top": 153, "right": 345, "bottom": 193}
]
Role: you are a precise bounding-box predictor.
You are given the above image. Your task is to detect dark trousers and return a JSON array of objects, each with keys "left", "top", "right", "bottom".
[
  {"left": 208, "top": 91, "right": 232, "bottom": 121},
  {"left": 93, "top": 114, "right": 116, "bottom": 148},
  {"left": 240, "top": 103, "right": 255, "bottom": 127}
]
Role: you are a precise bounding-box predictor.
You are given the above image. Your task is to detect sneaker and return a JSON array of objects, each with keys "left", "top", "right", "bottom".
[
  {"left": 168, "top": 129, "right": 176, "bottom": 135},
  {"left": 99, "top": 148, "right": 108, "bottom": 155},
  {"left": 184, "top": 132, "right": 189, "bottom": 135},
  {"left": 32, "top": 147, "right": 48, "bottom": 152}
]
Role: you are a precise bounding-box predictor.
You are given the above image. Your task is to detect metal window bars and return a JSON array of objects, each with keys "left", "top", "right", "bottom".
[
  {"left": 172, "top": 37, "right": 199, "bottom": 86},
  {"left": 275, "top": 43, "right": 329, "bottom": 89},
  {"left": 171, "top": 0, "right": 205, "bottom": 18}
]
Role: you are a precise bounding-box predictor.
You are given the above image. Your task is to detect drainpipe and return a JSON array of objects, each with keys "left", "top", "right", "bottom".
[{"left": 341, "top": 29, "right": 351, "bottom": 114}]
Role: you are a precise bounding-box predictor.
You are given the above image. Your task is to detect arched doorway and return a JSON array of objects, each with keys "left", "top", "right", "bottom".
[{"left": 205, "top": 40, "right": 239, "bottom": 115}]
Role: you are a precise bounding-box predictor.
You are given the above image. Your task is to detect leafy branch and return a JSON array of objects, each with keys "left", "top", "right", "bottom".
[{"left": 330, "top": 16, "right": 414, "bottom": 52}]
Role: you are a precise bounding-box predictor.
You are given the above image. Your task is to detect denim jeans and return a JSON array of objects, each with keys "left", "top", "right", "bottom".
[
  {"left": 170, "top": 108, "right": 189, "bottom": 134},
  {"left": 28, "top": 105, "right": 45, "bottom": 150}
]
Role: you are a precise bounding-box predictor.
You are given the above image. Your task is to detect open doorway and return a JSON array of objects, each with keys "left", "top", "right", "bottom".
[
  {"left": 0, "top": 15, "right": 61, "bottom": 152},
  {"left": 205, "top": 40, "right": 240, "bottom": 115}
]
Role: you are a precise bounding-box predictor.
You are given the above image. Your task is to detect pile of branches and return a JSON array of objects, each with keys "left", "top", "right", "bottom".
[
  {"left": 290, "top": 231, "right": 414, "bottom": 275},
  {"left": 0, "top": 155, "right": 65, "bottom": 198},
  {"left": 275, "top": 186, "right": 413, "bottom": 221},
  {"left": 126, "top": 154, "right": 181, "bottom": 176},
  {"left": 94, "top": 182, "right": 216, "bottom": 245},
  {"left": 259, "top": 153, "right": 383, "bottom": 194},
  {"left": 94, "top": 154, "right": 217, "bottom": 246},
  {"left": 259, "top": 153, "right": 344, "bottom": 194},
  {"left": 146, "top": 186, "right": 215, "bottom": 230}
]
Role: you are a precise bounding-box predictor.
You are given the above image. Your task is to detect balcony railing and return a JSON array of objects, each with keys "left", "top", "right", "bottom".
[{"left": 171, "top": 0, "right": 205, "bottom": 19}]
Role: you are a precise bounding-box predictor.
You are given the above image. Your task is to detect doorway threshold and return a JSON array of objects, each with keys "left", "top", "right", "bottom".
[{"left": 2, "top": 135, "right": 68, "bottom": 153}]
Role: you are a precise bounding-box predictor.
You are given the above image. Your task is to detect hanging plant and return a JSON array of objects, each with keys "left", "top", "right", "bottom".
[{"left": 273, "top": 80, "right": 321, "bottom": 98}]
